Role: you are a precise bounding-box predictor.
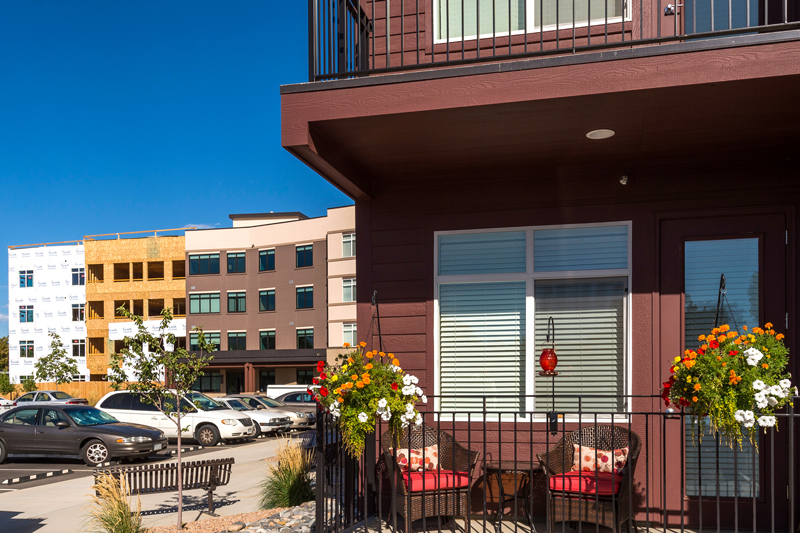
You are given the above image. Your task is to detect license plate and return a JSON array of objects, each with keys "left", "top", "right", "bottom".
[{"left": 153, "top": 443, "right": 163, "bottom": 451}]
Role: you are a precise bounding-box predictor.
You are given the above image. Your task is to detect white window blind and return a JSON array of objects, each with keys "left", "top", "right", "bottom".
[
  {"left": 437, "top": 0, "right": 525, "bottom": 40},
  {"left": 438, "top": 231, "right": 526, "bottom": 276},
  {"left": 439, "top": 281, "right": 526, "bottom": 413},
  {"left": 535, "top": 0, "right": 624, "bottom": 27},
  {"left": 684, "top": 238, "right": 760, "bottom": 497},
  {"left": 533, "top": 278, "right": 626, "bottom": 413},
  {"left": 534, "top": 226, "right": 628, "bottom": 272}
]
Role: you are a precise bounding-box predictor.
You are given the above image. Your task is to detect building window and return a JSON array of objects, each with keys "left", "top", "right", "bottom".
[
  {"left": 88, "top": 301, "right": 104, "bottom": 320},
  {"left": 227, "top": 252, "right": 246, "bottom": 273},
  {"left": 192, "top": 371, "right": 222, "bottom": 393},
  {"left": 189, "top": 253, "right": 220, "bottom": 275},
  {"left": 260, "top": 331, "right": 276, "bottom": 350},
  {"left": 190, "top": 332, "right": 221, "bottom": 351},
  {"left": 88, "top": 337, "right": 105, "bottom": 356},
  {"left": 19, "top": 305, "right": 34, "bottom": 323},
  {"left": 259, "top": 249, "right": 275, "bottom": 271},
  {"left": 190, "top": 293, "right": 220, "bottom": 314},
  {"left": 132, "top": 262, "right": 144, "bottom": 281},
  {"left": 296, "top": 245, "right": 313, "bottom": 268},
  {"left": 297, "top": 369, "right": 314, "bottom": 385},
  {"left": 72, "top": 339, "right": 86, "bottom": 358},
  {"left": 259, "top": 370, "right": 276, "bottom": 391},
  {"left": 72, "top": 268, "right": 85, "bottom": 286},
  {"left": 173, "top": 298, "right": 186, "bottom": 317},
  {"left": 148, "top": 299, "right": 165, "bottom": 318},
  {"left": 228, "top": 292, "right": 246, "bottom": 313},
  {"left": 114, "top": 263, "right": 130, "bottom": 282},
  {"left": 147, "top": 261, "right": 164, "bottom": 280},
  {"left": 88, "top": 264, "right": 104, "bottom": 283},
  {"left": 436, "top": 224, "right": 630, "bottom": 416},
  {"left": 343, "top": 323, "right": 357, "bottom": 346},
  {"left": 259, "top": 290, "right": 276, "bottom": 312},
  {"left": 297, "top": 329, "right": 314, "bottom": 349},
  {"left": 132, "top": 300, "right": 144, "bottom": 316},
  {"left": 342, "top": 233, "right": 356, "bottom": 257},
  {"left": 228, "top": 332, "right": 247, "bottom": 351},
  {"left": 172, "top": 260, "right": 186, "bottom": 279},
  {"left": 296, "top": 287, "right": 313, "bottom": 309},
  {"left": 72, "top": 304, "right": 85, "bottom": 322},
  {"left": 20, "top": 341, "right": 34, "bottom": 358},
  {"left": 19, "top": 270, "right": 33, "bottom": 288},
  {"left": 114, "top": 300, "right": 130, "bottom": 318},
  {"left": 342, "top": 278, "right": 356, "bottom": 302}
]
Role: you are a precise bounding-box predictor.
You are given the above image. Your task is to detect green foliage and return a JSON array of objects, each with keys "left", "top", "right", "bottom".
[
  {"left": 316, "top": 344, "right": 425, "bottom": 458},
  {"left": 35, "top": 332, "right": 79, "bottom": 385},
  {"left": 663, "top": 323, "right": 793, "bottom": 447},
  {"left": 259, "top": 438, "right": 314, "bottom": 509},
  {"left": 22, "top": 375, "right": 38, "bottom": 393},
  {"left": 87, "top": 472, "right": 146, "bottom": 533},
  {"left": 0, "top": 373, "right": 14, "bottom": 396},
  {"left": 0, "top": 336, "right": 8, "bottom": 371}
]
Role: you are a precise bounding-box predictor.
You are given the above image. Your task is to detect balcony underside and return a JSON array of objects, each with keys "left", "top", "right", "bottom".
[{"left": 282, "top": 35, "right": 800, "bottom": 200}]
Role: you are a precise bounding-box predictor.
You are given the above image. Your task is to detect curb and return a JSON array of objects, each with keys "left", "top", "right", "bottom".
[
  {"left": 170, "top": 446, "right": 205, "bottom": 455},
  {"left": 2, "top": 468, "right": 73, "bottom": 485}
]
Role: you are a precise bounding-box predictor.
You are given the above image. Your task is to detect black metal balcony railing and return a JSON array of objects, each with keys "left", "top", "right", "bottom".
[
  {"left": 313, "top": 394, "right": 798, "bottom": 533},
  {"left": 308, "top": 0, "right": 800, "bottom": 81}
]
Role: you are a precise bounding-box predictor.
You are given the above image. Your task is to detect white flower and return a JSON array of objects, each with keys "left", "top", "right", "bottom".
[
  {"left": 768, "top": 396, "right": 779, "bottom": 407},
  {"left": 753, "top": 380, "right": 766, "bottom": 391},
  {"left": 406, "top": 403, "right": 415, "bottom": 413},
  {"left": 744, "top": 410, "right": 755, "bottom": 420},
  {"left": 780, "top": 379, "right": 792, "bottom": 389},
  {"left": 757, "top": 415, "right": 776, "bottom": 427},
  {"left": 734, "top": 410, "right": 747, "bottom": 423},
  {"left": 745, "top": 347, "right": 764, "bottom": 366},
  {"left": 416, "top": 387, "right": 423, "bottom": 396},
  {"left": 378, "top": 398, "right": 388, "bottom": 408},
  {"left": 381, "top": 409, "right": 392, "bottom": 421},
  {"left": 410, "top": 375, "right": 419, "bottom": 385},
  {"left": 421, "top": 395, "right": 428, "bottom": 404},
  {"left": 755, "top": 392, "right": 769, "bottom": 409},
  {"left": 403, "top": 375, "right": 413, "bottom": 386},
  {"left": 358, "top": 412, "right": 368, "bottom": 423},
  {"left": 390, "top": 365, "right": 401, "bottom": 373},
  {"left": 769, "top": 385, "right": 786, "bottom": 398},
  {"left": 402, "top": 385, "right": 416, "bottom": 396},
  {"left": 743, "top": 418, "right": 756, "bottom": 428},
  {"left": 414, "top": 413, "right": 423, "bottom": 426}
]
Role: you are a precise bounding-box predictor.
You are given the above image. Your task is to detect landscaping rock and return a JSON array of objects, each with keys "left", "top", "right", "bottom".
[{"left": 228, "top": 522, "right": 246, "bottom": 532}]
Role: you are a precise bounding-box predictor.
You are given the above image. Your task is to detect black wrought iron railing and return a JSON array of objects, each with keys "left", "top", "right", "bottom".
[
  {"left": 308, "top": 0, "right": 800, "bottom": 81},
  {"left": 313, "top": 394, "right": 798, "bottom": 533}
]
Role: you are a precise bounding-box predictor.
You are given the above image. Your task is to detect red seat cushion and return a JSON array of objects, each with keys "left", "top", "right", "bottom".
[
  {"left": 549, "top": 471, "right": 623, "bottom": 496},
  {"left": 402, "top": 470, "right": 470, "bottom": 492}
]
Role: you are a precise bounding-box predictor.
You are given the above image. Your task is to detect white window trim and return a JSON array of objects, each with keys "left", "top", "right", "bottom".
[
  {"left": 296, "top": 284, "right": 314, "bottom": 289},
  {"left": 433, "top": 221, "right": 632, "bottom": 422},
  {"left": 226, "top": 250, "right": 246, "bottom": 254},
  {"left": 259, "top": 287, "right": 276, "bottom": 292},
  {"left": 226, "top": 290, "right": 247, "bottom": 294},
  {"left": 227, "top": 330, "right": 247, "bottom": 334},
  {"left": 259, "top": 328, "right": 277, "bottom": 332},
  {"left": 188, "top": 252, "right": 221, "bottom": 256},
  {"left": 259, "top": 248, "right": 276, "bottom": 252},
  {"left": 433, "top": 0, "right": 632, "bottom": 44},
  {"left": 295, "top": 326, "right": 314, "bottom": 330},
  {"left": 342, "top": 278, "right": 357, "bottom": 302},
  {"left": 189, "top": 291, "right": 221, "bottom": 296}
]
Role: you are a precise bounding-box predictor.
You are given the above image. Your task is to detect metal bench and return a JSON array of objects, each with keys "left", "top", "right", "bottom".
[{"left": 93, "top": 457, "right": 235, "bottom": 515}]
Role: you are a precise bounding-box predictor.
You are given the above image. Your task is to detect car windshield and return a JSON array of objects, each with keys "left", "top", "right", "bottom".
[
  {"left": 258, "top": 397, "right": 284, "bottom": 407},
  {"left": 185, "top": 392, "right": 226, "bottom": 411},
  {"left": 51, "top": 392, "right": 73, "bottom": 400},
  {"left": 67, "top": 407, "right": 118, "bottom": 426},
  {"left": 225, "top": 399, "right": 252, "bottom": 411}
]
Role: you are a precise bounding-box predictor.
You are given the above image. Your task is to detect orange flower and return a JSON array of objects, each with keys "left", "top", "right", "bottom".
[
  {"left": 343, "top": 342, "right": 351, "bottom": 348},
  {"left": 347, "top": 357, "right": 354, "bottom": 363},
  {"left": 762, "top": 363, "right": 769, "bottom": 369},
  {"left": 720, "top": 324, "right": 730, "bottom": 332},
  {"left": 365, "top": 363, "right": 373, "bottom": 370},
  {"left": 351, "top": 374, "right": 359, "bottom": 381},
  {"left": 721, "top": 362, "right": 727, "bottom": 367},
  {"left": 768, "top": 330, "right": 776, "bottom": 336},
  {"left": 337, "top": 397, "right": 344, "bottom": 403},
  {"left": 698, "top": 335, "right": 706, "bottom": 341},
  {"left": 362, "top": 373, "right": 370, "bottom": 380},
  {"left": 777, "top": 333, "right": 785, "bottom": 340},
  {"left": 388, "top": 353, "right": 394, "bottom": 358},
  {"left": 701, "top": 344, "right": 708, "bottom": 351},
  {"left": 718, "top": 333, "right": 727, "bottom": 341},
  {"left": 359, "top": 342, "right": 367, "bottom": 348},
  {"left": 356, "top": 381, "right": 365, "bottom": 389},
  {"left": 392, "top": 358, "right": 400, "bottom": 366},
  {"left": 692, "top": 396, "right": 698, "bottom": 402},
  {"left": 711, "top": 328, "right": 720, "bottom": 335},
  {"left": 363, "top": 377, "right": 371, "bottom": 385},
  {"left": 765, "top": 322, "right": 774, "bottom": 329},
  {"left": 334, "top": 388, "right": 341, "bottom": 395},
  {"left": 366, "top": 351, "right": 374, "bottom": 359},
  {"left": 716, "top": 356, "right": 722, "bottom": 361},
  {"left": 729, "top": 331, "right": 738, "bottom": 337},
  {"left": 693, "top": 383, "right": 702, "bottom": 391},
  {"left": 743, "top": 325, "right": 748, "bottom": 331},
  {"left": 734, "top": 339, "right": 742, "bottom": 345},
  {"left": 378, "top": 351, "right": 386, "bottom": 357}
]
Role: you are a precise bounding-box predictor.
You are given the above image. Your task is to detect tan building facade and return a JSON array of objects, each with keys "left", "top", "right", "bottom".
[{"left": 84, "top": 231, "right": 187, "bottom": 379}]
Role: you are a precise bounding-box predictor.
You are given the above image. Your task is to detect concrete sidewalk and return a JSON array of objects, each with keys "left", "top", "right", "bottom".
[{"left": 0, "top": 438, "right": 280, "bottom": 533}]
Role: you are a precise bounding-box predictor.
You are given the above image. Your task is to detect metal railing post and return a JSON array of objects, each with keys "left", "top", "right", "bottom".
[
  {"left": 308, "top": 0, "right": 317, "bottom": 82},
  {"left": 316, "top": 404, "right": 325, "bottom": 532}
]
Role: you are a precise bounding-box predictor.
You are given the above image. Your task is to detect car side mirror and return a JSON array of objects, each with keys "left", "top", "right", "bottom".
[
  {"left": 56, "top": 421, "right": 70, "bottom": 428},
  {"left": 257, "top": 405, "right": 267, "bottom": 410}
]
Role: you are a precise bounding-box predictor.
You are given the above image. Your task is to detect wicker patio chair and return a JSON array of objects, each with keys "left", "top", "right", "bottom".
[
  {"left": 379, "top": 426, "right": 480, "bottom": 532},
  {"left": 537, "top": 425, "right": 642, "bottom": 533}
]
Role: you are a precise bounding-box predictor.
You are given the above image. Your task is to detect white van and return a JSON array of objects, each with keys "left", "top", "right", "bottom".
[{"left": 96, "top": 390, "right": 256, "bottom": 447}]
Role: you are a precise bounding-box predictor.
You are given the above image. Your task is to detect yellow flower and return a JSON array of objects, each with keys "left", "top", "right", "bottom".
[
  {"left": 693, "top": 383, "right": 702, "bottom": 391},
  {"left": 343, "top": 342, "right": 351, "bottom": 348},
  {"left": 365, "top": 363, "right": 373, "bottom": 370},
  {"left": 686, "top": 375, "right": 692, "bottom": 382},
  {"left": 331, "top": 375, "right": 339, "bottom": 382},
  {"left": 342, "top": 364, "right": 348, "bottom": 371},
  {"left": 674, "top": 356, "right": 681, "bottom": 363},
  {"left": 392, "top": 358, "right": 400, "bottom": 366}
]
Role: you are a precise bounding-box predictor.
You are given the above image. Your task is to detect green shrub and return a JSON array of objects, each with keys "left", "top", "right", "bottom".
[
  {"left": 21, "top": 376, "right": 37, "bottom": 393},
  {"left": 260, "top": 437, "right": 314, "bottom": 509},
  {"left": 87, "top": 472, "right": 147, "bottom": 533}
]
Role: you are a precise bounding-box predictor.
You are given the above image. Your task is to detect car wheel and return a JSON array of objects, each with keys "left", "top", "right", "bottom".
[
  {"left": 195, "top": 424, "right": 220, "bottom": 447},
  {"left": 253, "top": 424, "right": 262, "bottom": 438},
  {"left": 0, "top": 440, "right": 7, "bottom": 464},
  {"left": 82, "top": 439, "right": 110, "bottom": 466}
]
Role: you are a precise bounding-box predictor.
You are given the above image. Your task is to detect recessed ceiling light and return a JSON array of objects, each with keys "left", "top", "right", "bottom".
[{"left": 586, "top": 129, "right": 615, "bottom": 140}]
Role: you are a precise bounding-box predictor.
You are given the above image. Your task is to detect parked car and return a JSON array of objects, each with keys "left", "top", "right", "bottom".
[
  {"left": 96, "top": 390, "right": 255, "bottom": 447},
  {"left": 223, "top": 394, "right": 315, "bottom": 431},
  {"left": 0, "top": 405, "right": 167, "bottom": 466},
  {"left": 0, "top": 397, "right": 14, "bottom": 410},
  {"left": 14, "top": 390, "right": 89, "bottom": 407},
  {"left": 215, "top": 398, "right": 291, "bottom": 437},
  {"left": 274, "top": 391, "right": 317, "bottom": 414}
]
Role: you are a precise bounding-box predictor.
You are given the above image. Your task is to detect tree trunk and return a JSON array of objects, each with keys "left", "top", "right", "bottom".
[{"left": 176, "top": 388, "right": 183, "bottom": 529}]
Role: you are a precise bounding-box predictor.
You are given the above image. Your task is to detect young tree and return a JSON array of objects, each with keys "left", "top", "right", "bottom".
[
  {"left": 0, "top": 336, "right": 8, "bottom": 372},
  {"left": 35, "top": 332, "right": 79, "bottom": 387},
  {"left": 0, "top": 373, "right": 15, "bottom": 398},
  {"left": 107, "top": 306, "right": 215, "bottom": 530},
  {"left": 21, "top": 375, "right": 38, "bottom": 393}
]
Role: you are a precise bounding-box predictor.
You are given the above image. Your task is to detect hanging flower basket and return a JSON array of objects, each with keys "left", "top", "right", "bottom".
[
  {"left": 311, "top": 342, "right": 426, "bottom": 458},
  {"left": 661, "top": 323, "right": 795, "bottom": 447}
]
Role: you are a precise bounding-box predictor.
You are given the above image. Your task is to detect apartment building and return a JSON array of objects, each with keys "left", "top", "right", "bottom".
[
  {"left": 84, "top": 231, "right": 187, "bottom": 380},
  {"left": 6, "top": 242, "right": 88, "bottom": 384},
  {"left": 184, "top": 206, "right": 355, "bottom": 394}
]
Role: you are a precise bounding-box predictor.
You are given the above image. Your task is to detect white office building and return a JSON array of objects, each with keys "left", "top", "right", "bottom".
[{"left": 7, "top": 243, "right": 89, "bottom": 384}]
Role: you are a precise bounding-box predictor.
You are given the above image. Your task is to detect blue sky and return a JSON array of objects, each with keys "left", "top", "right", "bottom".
[{"left": 0, "top": 2, "right": 352, "bottom": 336}]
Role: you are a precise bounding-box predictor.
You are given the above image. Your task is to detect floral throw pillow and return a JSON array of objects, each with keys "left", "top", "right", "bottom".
[
  {"left": 571, "top": 444, "right": 629, "bottom": 474},
  {"left": 390, "top": 445, "right": 440, "bottom": 472}
]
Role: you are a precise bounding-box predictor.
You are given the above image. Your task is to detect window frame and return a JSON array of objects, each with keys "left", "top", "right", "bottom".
[
  {"left": 188, "top": 253, "right": 221, "bottom": 275},
  {"left": 260, "top": 330, "right": 276, "bottom": 350},
  {"left": 227, "top": 331, "right": 247, "bottom": 351},
  {"left": 72, "top": 303, "right": 85, "bottom": 322},
  {"left": 72, "top": 268, "right": 85, "bottom": 286},
  {"left": 343, "top": 323, "right": 357, "bottom": 346},
  {"left": 189, "top": 292, "right": 221, "bottom": 314},
  {"left": 19, "top": 270, "right": 33, "bottom": 288},
  {"left": 342, "top": 233, "right": 356, "bottom": 258},
  {"left": 19, "top": 305, "right": 34, "bottom": 323},
  {"left": 20, "top": 340, "right": 35, "bottom": 358},
  {"left": 296, "top": 245, "right": 314, "bottom": 268},
  {"left": 432, "top": 0, "right": 632, "bottom": 44},
  {"left": 227, "top": 291, "right": 247, "bottom": 313},
  {"left": 190, "top": 331, "right": 221, "bottom": 351},
  {"left": 433, "top": 221, "right": 632, "bottom": 422},
  {"left": 259, "top": 289, "right": 276, "bottom": 312},
  {"left": 342, "top": 278, "right": 357, "bottom": 303},
  {"left": 227, "top": 252, "right": 247, "bottom": 274},
  {"left": 296, "top": 286, "right": 314, "bottom": 309},
  {"left": 296, "top": 328, "right": 314, "bottom": 349},
  {"left": 259, "top": 249, "right": 275, "bottom": 272}
]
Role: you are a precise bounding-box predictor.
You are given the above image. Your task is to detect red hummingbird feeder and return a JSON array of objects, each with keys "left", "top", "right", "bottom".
[{"left": 539, "top": 316, "right": 558, "bottom": 375}]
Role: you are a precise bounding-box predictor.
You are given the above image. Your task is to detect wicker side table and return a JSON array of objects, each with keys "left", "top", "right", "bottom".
[{"left": 483, "top": 460, "right": 543, "bottom": 533}]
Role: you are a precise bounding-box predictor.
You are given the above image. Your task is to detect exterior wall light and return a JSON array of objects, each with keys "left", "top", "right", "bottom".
[{"left": 586, "top": 129, "right": 615, "bottom": 140}]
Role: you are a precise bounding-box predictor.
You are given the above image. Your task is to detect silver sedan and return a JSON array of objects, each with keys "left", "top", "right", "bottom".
[
  {"left": 13, "top": 390, "right": 89, "bottom": 407},
  {"left": 223, "top": 394, "right": 315, "bottom": 431}
]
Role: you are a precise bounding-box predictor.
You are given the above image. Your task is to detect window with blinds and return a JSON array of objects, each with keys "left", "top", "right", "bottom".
[
  {"left": 438, "top": 231, "right": 526, "bottom": 276},
  {"left": 684, "top": 237, "right": 760, "bottom": 497},
  {"left": 533, "top": 278, "right": 627, "bottom": 413},
  {"left": 534, "top": 225, "right": 628, "bottom": 272},
  {"left": 437, "top": 0, "right": 525, "bottom": 41},
  {"left": 439, "top": 282, "right": 526, "bottom": 413}
]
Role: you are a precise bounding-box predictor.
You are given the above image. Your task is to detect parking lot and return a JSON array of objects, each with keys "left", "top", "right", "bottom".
[{"left": 0, "top": 435, "right": 277, "bottom": 492}]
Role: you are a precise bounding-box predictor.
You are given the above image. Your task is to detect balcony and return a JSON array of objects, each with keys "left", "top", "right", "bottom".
[{"left": 309, "top": 0, "right": 800, "bottom": 82}]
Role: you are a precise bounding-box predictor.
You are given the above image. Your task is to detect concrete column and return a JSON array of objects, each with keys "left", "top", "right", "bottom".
[{"left": 244, "top": 363, "right": 256, "bottom": 393}]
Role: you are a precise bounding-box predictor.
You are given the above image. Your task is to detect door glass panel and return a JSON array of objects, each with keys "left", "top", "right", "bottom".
[{"left": 684, "top": 237, "right": 759, "bottom": 498}]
